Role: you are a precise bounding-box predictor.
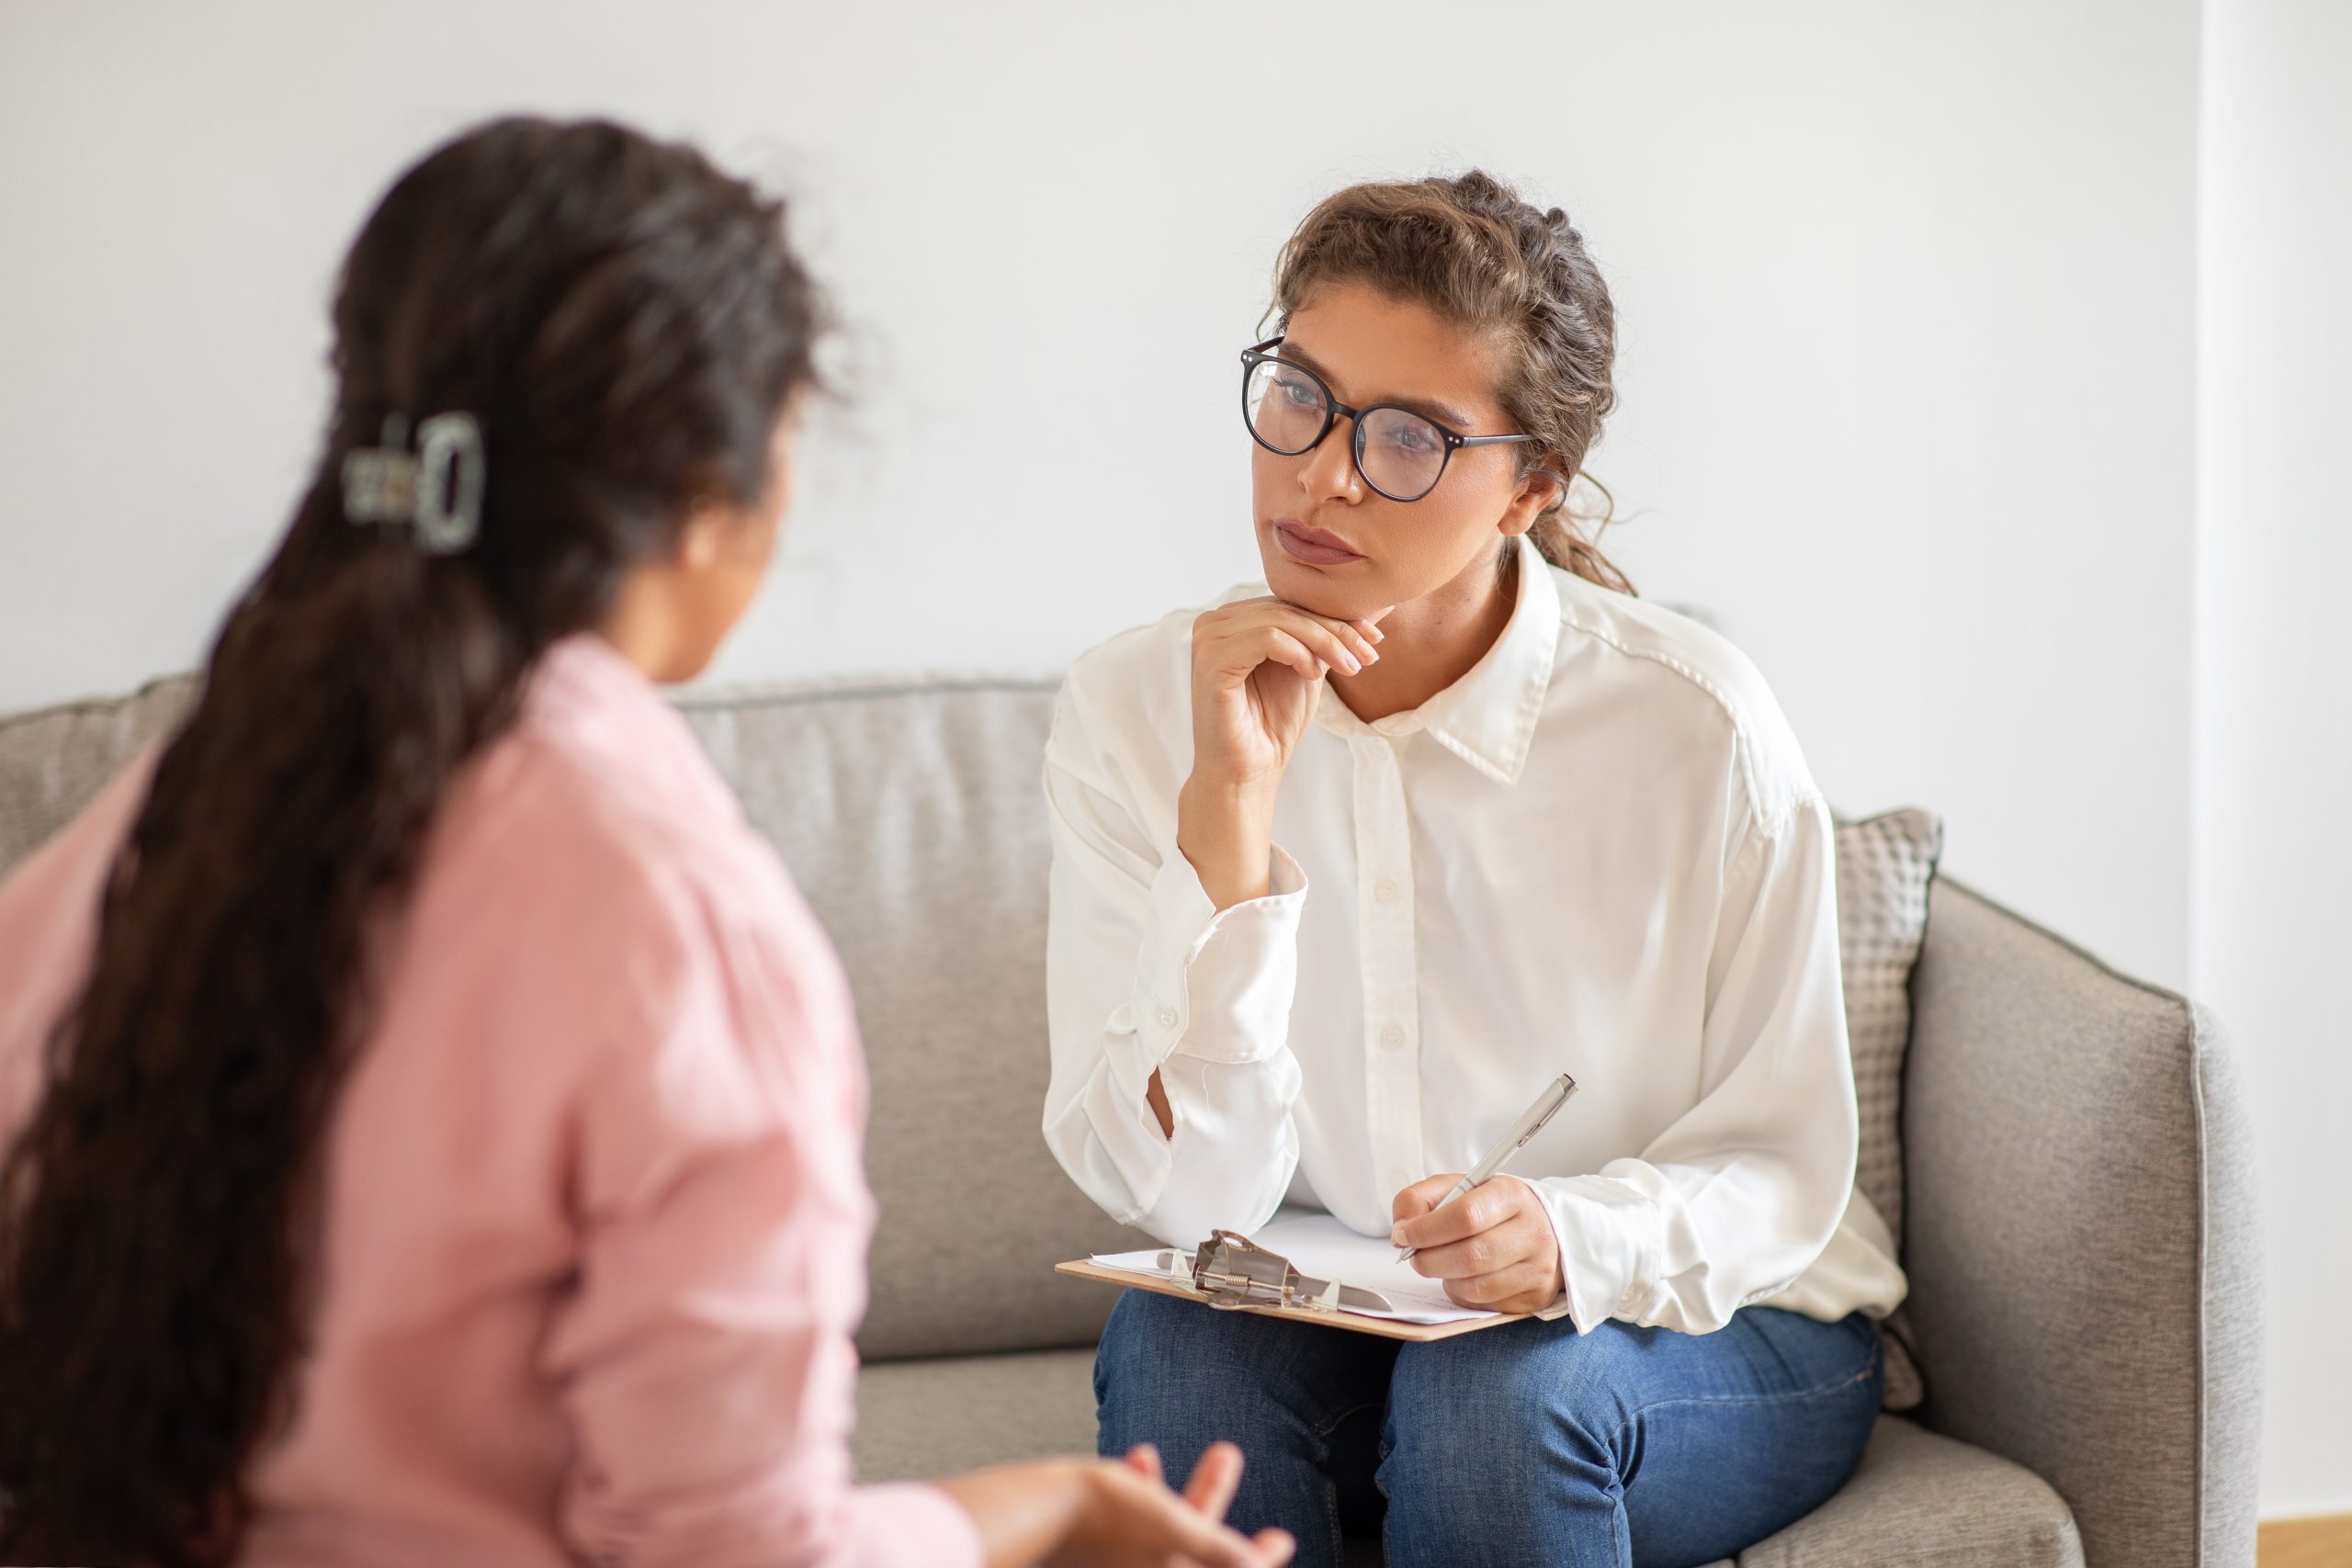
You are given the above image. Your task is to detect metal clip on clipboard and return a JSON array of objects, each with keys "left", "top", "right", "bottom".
[{"left": 1156, "top": 1229, "right": 1396, "bottom": 1314}]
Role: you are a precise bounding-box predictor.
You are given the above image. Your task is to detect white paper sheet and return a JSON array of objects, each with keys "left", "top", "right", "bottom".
[{"left": 1089, "top": 1208, "right": 1498, "bottom": 1326}]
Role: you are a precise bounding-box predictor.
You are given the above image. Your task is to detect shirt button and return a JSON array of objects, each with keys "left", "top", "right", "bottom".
[
  {"left": 1375, "top": 878, "right": 1400, "bottom": 902},
  {"left": 1380, "top": 1024, "right": 1406, "bottom": 1049},
  {"left": 1157, "top": 1007, "right": 1178, "bottom": 1029},
  {"left": 1388, "top": 1168, "right": 1412, "bottom": 1190}
]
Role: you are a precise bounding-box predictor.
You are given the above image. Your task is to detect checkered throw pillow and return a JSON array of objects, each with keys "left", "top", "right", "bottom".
[{"left": 1833, "top": 807, "right": 1942, "bottom": 1410}]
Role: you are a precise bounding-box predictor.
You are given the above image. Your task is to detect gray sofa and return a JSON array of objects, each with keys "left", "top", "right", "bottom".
[{"left": 0, "top": 671, "right": 2263, "bottom": 1567}]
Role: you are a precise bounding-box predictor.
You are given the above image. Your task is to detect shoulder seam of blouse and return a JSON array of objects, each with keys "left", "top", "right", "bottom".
[
  {"left": 503, "top": 725, "right": 737, "bottom": 869},
  {"left": 1551, "top": 598, "right": 1795, "bottom": 843}
]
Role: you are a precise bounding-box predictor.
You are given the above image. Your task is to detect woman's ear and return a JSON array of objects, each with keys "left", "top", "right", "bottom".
[
  {"left": 673, "top": 501, "right": 731, "bottom": 570},
  {"left": 1498, "top": 468, "right": 1566, "bottom": 538}
]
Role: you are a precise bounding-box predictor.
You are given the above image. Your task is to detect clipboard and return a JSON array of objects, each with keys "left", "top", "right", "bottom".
[{"left": 1056, "top": 1227, "right": 1531, "bottom": 1343}]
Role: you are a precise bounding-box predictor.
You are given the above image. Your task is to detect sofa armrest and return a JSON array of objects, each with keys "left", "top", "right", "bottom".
[{"left": 1902, "top": 880, "right": 2262, "bottom": 1568}]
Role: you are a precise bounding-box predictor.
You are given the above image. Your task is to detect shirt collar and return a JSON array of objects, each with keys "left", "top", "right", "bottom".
[
  {"left": 1314, "top": 534, "right": 1561, "bottom": 786},
  {"left": 522, "top": 632, "right": 743, "bottom": 821}
]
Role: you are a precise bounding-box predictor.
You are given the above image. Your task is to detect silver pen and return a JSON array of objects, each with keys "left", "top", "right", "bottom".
[{"left": 1395, "top": 1072, "right": 1578, "bottom": 1262}]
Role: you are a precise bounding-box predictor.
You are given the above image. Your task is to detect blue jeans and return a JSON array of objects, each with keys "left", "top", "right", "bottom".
[{"left": 1093, "top": 1289, "right": 1883, "bottom": 1568}]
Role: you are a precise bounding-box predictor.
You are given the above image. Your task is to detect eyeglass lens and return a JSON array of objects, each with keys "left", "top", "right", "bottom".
[{"left": 1244, "top": 358, "right": 1450, "bottom": 502}]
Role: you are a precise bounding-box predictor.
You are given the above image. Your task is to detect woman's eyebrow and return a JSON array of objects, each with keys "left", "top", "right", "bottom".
[{"left": 1279, "top": 343, "right": 1476, "bottom": 430}]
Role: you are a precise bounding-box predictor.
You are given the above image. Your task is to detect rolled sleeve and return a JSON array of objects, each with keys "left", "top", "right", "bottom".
[
  {"left": 1528, "top": 800, "right": 1859, "bottom": 1337},
  {"left": 1532, "top": 1174, "right": 1663, "bottom": 1333},
  {"left": 1043, "top": 682, "right": 1310, "bottom": 1246},
  {"left": 843, "top": 1485, "right": 985, "bottom": 1568},
  {"left": 1133, "top": 845, "right": 1307, "bottom": 1067}
]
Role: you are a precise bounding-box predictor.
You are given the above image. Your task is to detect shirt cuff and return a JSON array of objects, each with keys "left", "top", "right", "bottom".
[
  {"left": 1533, "top": 1175, "right": 1661, "bottom": 1334},
  {"left": 847, "top": 1483, "right": 987, "bottom": 1568},
  {"left": 1129, "top": 843, "right": 1306, "bottom": 1068}
]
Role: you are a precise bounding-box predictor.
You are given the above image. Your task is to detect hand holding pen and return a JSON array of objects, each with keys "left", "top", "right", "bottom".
[{"left": 1386, "top": 1073, "right": 1578, "bottom": 1316}]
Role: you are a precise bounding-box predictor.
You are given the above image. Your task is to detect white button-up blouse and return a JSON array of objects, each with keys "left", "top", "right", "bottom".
[{"left": 1041, "top": 535, "right": 1908, "bottom": 1335}]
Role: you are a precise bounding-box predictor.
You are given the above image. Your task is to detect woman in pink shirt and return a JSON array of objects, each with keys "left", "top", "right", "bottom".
[{"left": 0, "top": 118, "right": 1290, "bottom": 1568}]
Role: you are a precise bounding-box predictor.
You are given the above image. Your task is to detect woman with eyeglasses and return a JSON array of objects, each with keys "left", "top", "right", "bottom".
[
  {"left": 0, "top": 118, "right": 1294, "bottom": 1568},
  {"left": 1041, "top": 173, "right": 1907, "bottom": 1567}
]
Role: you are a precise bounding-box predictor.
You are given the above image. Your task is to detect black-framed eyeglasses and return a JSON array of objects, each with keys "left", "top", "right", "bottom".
[{"left": 1240, "top": 336, "right": 1537, "bottom": 502}]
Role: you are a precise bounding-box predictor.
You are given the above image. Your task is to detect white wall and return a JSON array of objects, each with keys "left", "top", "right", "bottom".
[
  {"left": 0, "top": 0, "right": 2199, "bottom": 990},
  {"left": 2197, "top": 0, "right": 2352, "bottom": 1520}
]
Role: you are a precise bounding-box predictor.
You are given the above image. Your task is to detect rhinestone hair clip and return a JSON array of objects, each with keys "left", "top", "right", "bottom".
[{"left": 340, "top": 412, "right": 485, "bottom": 556}]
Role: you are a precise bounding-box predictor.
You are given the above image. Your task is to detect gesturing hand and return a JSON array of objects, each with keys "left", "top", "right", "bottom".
[
  {"left": 949, "top": 1439, "right": 1294, "bottom": 1568},
  {"left": 1041, "top": 1440, "right": 1295, "bottom": 1568},
  {"left": 1389, "top": 1174, "right": 1566, "bottom": 1316}
]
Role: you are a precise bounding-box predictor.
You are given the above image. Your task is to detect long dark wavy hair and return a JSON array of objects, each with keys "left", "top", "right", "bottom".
[{"left": 0, "top": 117, "right": 820, "bottom": 1566}]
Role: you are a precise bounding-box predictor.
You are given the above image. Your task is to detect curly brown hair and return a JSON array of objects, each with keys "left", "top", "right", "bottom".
[
  {"left": 1272, "top": 169, "right": 1631, "bottom": 593},
  {"left": 0, "top": 117, "right": 821, "bottom": 1566}
]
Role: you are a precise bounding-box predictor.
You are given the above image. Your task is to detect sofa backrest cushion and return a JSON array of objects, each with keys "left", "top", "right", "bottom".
[
  {"left": 0, "top": 675, "right": 1944, "bottom": 1370},
  {"left": 0, "top": 674, "right": 198, "bottom": 869},
  {"left": 673, "top": 679, "right": 1156, "bottom": 1359}
]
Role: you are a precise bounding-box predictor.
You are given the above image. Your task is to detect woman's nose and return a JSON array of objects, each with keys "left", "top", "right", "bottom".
[{"left": 1297, "top": 418, "right": 1363, "bottom": 504}]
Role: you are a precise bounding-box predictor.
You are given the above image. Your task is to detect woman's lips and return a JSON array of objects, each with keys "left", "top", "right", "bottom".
[{"left": 1274, "top": 520, "right": 1364, "bottom": 566}]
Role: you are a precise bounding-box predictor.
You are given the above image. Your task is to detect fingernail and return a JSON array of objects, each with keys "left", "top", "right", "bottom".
[
  {"left": 1342, "top": 655, "right": 1361, "bottom": 673},
  {"left": 1389, "top": 1229, "right": 1404, "bottom": 1247}
]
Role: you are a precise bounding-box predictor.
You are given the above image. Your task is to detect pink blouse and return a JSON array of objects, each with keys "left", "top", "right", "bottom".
[{"left": 0, "top": 635, "right": 982, "bottom": 1568}]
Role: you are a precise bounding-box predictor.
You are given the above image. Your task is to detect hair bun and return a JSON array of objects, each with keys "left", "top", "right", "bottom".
[{"left": 1542, "top": 206, "right": 1585, "bottom": 244}]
